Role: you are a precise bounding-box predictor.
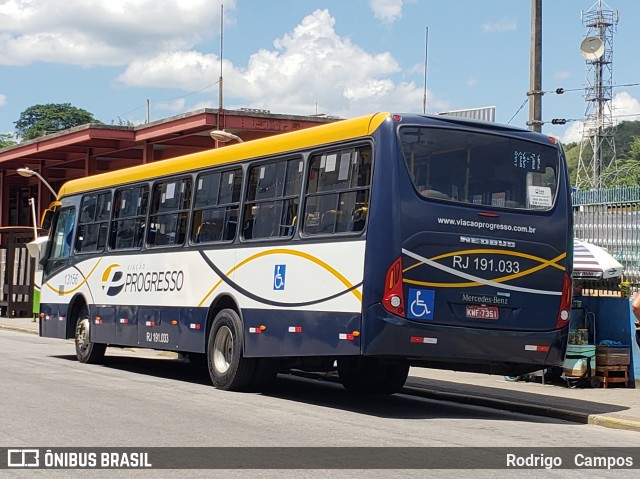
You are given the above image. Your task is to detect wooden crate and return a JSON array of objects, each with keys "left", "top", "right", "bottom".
[
  {"left": 596, "top": 345, "right": 630, "bottom": 366},
  {"left": 594, "top": 365, "right": 629, "bottom": 388}
]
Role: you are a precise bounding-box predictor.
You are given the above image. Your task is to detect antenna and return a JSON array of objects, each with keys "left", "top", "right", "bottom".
[
  {"left": 575, "top": 1, "right": 619, "bottom": 190},
  {"left": 422, "top": 26, "right": 429, "bottom": 114},
  {"left": 217, "top": 4, "right": 224, "bottom": 131},
  {"left": 579, "top": 36, "right": 604, "bottom": 60}
]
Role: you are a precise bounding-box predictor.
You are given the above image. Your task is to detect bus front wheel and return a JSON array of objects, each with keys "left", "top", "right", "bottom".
[
  {"left": 207, "top": 309, "right": 256, "bottom": 391},
  {"left": 74, "top": 309, "right": 106, "bottom": 364},
  {"left": 337, "top": 357, "right": 409, "bottom": 394}
]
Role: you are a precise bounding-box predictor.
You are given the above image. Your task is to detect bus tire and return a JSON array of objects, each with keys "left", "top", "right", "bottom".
[
  {"left": 337, "top": 357, "right": 409, "bottom": 394},
  {"left": 207, "top": 309, "right": 255, "bottom": 391},
  {"left": 74, "top": 309, "right": 106, "bottom": 364}
]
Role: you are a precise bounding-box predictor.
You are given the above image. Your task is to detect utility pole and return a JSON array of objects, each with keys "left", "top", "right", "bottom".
[{"left": 528, "top": 0, "right": 543, "bottom": 133}]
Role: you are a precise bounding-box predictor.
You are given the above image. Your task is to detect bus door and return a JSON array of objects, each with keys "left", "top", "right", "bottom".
[{"left": 41, "top": 206, "right": 76, "bottom": 339}]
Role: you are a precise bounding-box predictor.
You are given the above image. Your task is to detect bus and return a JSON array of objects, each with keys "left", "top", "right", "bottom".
[{"left": 34, "top": 112, "right": 573, "bottom": 393}]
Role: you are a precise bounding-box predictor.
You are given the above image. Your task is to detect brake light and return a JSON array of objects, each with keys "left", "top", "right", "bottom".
[
  {"left": 382, "top": 257, "right": 405, "bottom": 317},
  {"left": 556, "top": 273, "right": 572, "bottom": 329}
]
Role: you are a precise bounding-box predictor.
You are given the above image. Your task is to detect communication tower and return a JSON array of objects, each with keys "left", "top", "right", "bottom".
[{"left": 575, "top": 0, "right": 619, "bottom": 190}]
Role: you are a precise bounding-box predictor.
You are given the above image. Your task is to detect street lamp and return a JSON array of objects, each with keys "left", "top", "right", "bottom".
[
  {"left": 17, "top": 167, "right": 58, "bottom": 198},
  {"left": 210, "top": 130, "right": 244, "bottom": 143}
]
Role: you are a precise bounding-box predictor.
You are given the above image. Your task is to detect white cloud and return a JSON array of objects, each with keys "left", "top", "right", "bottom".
[
  {"left": 1, "top": 3, "right": 438, "bottom": 118},
  {"left": 554, "top": 70, "right": 572, "bottom": 81},
  {"left": 467, "top": 77, "right": 477, "bottom": 88},
  {"left": 369, "top": 0, "right": 403, "bottom": 24},
  {"left": 613, "top": 90, "right": 640, "bottom": 121},
  {"left": 482, "top": 18, "right": 517, "bottom": 33},
  {"left": 0, "top": 0, "right": 231, "bottom": 66},
  {"left": 0, "top": 94, "right": 6, "bottom": 107},
  {"left": 560, "top": 91, "right": 640, "bottom": 144},
  {"left": 155, "top": 99, "right": 187, "bottom": 113},
  {"left": 560, "top": 121, "right": 582, "bottom": 144},
  {"left": 118, "top": 9, "right": 429, "bottom": 117},
  {"left": 117, "top": 51, "right": 228, "bottom": 90}
]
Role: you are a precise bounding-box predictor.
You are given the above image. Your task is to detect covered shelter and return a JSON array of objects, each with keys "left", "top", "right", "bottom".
[{"left": 0, "top": 108, "right": 337, "bottom": 227}]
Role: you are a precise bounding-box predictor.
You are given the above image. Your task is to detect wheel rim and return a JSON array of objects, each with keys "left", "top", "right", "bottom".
[
  {"left": 213, "top": 325, "right": 233, "bottom": 374},
  {"left": 76, "top": 318, "right": 90, "bottom": 355}
]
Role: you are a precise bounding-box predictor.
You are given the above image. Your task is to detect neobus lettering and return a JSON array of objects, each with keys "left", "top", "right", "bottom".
[
  {"left": 460, "top": 236, "right": 516, "bottom": 248},
  {"left": 125, "top": 270, "right": 184, "bottom": 293}
]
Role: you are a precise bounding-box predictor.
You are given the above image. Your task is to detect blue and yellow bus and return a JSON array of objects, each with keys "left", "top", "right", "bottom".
[{"left": 35, "top": 112, "right": 572, "bottom": 393}]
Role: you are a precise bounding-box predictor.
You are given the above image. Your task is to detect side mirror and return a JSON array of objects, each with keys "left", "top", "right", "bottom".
[
  {"left": 41, "top": 209, "right": 54, "bottom": 231},
  {"left": 26, "top": 236, "right": 50, "bottom": 268}
]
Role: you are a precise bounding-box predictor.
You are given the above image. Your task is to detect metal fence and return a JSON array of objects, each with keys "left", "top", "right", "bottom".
[
  {"left": 572, "top": 187, "right": 640, "bottom": 290},
  {"left": 0, "top": 227, "right": 39, "bottom": 317}
]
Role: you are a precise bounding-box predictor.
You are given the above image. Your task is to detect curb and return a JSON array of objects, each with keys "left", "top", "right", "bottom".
[
  {"left": 588, "top": 414, "right": 640, "bottom": 432},
  {"left": 403, "top": 387, "right": 640, "bottom": 433},
  {"left": 0, "top": 324, "right": 38, "bottom": 335},
  {"left": 402, "top": 386, "right": 588, "bottom": 424},
  {"left": 293, "top": 372, "right": 640, "bottom": 432}
]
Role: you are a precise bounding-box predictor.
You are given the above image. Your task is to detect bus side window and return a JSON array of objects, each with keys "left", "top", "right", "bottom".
[
  {"left": 243, "top": 158, "right": 301, "bottom": 241},
  {"left": 76, "top": 192, "right": 111, "bottom": 254},
  {"left": 111, "top": 185, "right": 149, "bottom": 251},
  {"left": 192, "top": 168, "right": 242, "bottom": 244},
  {"left": 303, "top": 146, "right": 371, "bottom": 236}
]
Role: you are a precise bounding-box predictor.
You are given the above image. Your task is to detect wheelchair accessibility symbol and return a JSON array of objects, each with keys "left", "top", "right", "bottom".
[
  {"left": 273, "top": 264, "right": 286, "bottom": 290},
  {"left": 407, "top": 288, "right": 435, "bottom": 320}
]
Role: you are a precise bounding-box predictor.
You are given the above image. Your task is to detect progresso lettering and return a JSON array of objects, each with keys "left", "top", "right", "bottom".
[{"left": 124, "top": 271, "right": 184, "bottom": 293}]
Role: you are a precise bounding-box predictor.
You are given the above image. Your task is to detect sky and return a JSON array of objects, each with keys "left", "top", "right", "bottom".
[{"left": 1, "top": 0, "right": 639, "bottom": 144}]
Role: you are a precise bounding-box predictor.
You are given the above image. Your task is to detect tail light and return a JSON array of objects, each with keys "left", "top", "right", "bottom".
[
  {"left": 382, "top": 257, "right": 405, "bottom": 317},
  {"left": 556, "top": 273, "right": 572, "bottom": 329}
]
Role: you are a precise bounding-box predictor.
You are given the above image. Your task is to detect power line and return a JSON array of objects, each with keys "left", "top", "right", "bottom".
[
  {"left": 546, "top": 81, "right": 640, "bottom": 95},
  {"left": 507, "top": 97, "right": 529, "bottom": 125},
  {"left": 109, "top": 79, "right": 220, "bottom": 124}
]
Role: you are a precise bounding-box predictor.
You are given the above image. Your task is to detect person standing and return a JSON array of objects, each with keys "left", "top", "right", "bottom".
[{"left": 633, "top": 293, "right": 640, "bottom": 346}]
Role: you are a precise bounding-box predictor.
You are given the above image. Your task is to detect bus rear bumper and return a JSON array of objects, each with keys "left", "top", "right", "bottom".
[{"left": 362, "top": 304, "right": 568, "bottom": 376}]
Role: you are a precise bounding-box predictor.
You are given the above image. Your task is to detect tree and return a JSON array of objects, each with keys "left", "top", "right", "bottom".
[
  {"left": 605, "top": 136, "right": 640, "bottom": 187},
  {"left": 563, "top": 120, "right": 640, "bottom": 187},
  {"left": 0, "top": 133, "right": 16, "bottom": 148},
  {"left": 14, "top": 103, "right": 100, "bottom": 141}
]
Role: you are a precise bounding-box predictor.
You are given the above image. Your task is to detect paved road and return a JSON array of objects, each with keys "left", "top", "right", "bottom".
[{"left": 2, "top": 329, "right": 640, "bottom": 479}]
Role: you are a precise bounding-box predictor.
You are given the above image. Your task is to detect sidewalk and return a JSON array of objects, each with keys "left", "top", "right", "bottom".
[{"left": 1, "top": 315, "right": 639, "bottom": 432}]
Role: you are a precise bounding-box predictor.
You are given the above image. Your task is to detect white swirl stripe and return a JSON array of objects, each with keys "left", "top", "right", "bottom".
[{"left": 401, "top": 248, "right": 562, "bottom": 296}]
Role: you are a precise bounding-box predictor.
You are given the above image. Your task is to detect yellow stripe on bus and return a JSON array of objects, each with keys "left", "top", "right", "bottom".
[
  {"left": 403, "top": 251, "right": 566, "bottom": 288},
  {"left": 198, "top": 248, "right": 362, "bottom": 307},
  {"left": 45, "top": 258, "right": 103, "bottom": 295}
]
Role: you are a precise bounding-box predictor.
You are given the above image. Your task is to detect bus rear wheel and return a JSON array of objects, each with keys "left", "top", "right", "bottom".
[
  {"left": 74, "top": 309, "right": 106, "bottom": 364},
  {"left": 207, "top": 309, "right": 256, "bottom": 391},
  {"left": 337, "top": 357, "right": 409, "bottom": 394}
]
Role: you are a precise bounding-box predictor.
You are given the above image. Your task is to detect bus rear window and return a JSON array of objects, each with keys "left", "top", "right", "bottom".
[{"left": 399, "top": 127, "right": 559, "bottom": 210}]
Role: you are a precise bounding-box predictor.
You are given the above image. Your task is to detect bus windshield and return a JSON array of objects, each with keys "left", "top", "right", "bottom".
[{"left": 399, "top": 126, "right": 559, "bottom": 210}]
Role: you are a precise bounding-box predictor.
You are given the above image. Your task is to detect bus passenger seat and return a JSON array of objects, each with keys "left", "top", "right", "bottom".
[
  {"left": 196, "top": 222, "right": 217, "bottom": 243},
  {"left": 319, "top": 210, "right": 341, "bottom": 233},
  {"left": 350, "top": 207, "right": 368, "bottom": 231}
]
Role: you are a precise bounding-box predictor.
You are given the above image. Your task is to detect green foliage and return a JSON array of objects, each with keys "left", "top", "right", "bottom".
[
  {"left": 602, "top": 136, "right": 640, "bottom": 187},
  {"left": 564, "top": 120, "right": 640, "bottom": 187},
  {"left": 564, "top": 142, "right": 579, "bottom": 185},
  {"left": 0, "top": 133, "right": 16, "bottom": 148},
  {"left": 14, "top": 103, "right": 100, "bottom": 141}
]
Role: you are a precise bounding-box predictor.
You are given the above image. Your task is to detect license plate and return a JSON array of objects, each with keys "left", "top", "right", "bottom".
[{"left": 466, "top": 305, "right": 499, "bottom": 320}]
